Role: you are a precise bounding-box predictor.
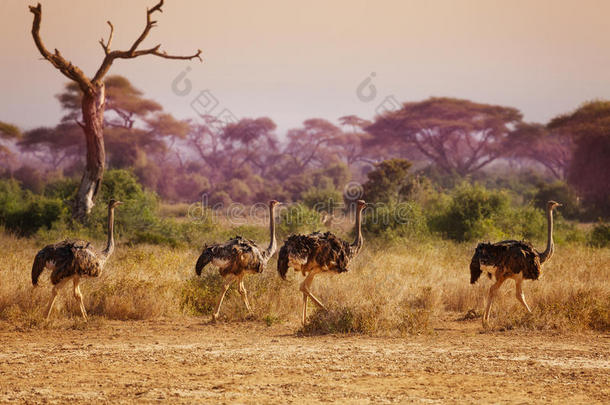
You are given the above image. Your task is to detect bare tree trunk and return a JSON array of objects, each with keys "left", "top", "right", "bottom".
[
  {"left": 73, "top": 84, "right": 106, "bottom": 220},
  {"left": 29, "top": 1, "right": 201, "bottom": 220}
]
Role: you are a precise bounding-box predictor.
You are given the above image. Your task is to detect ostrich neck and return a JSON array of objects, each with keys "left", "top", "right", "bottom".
[
  {"left": 102, "top": 206, "right": 115, "bottom": 259},
  {"left": 265, "top": 205, "right": 277, "bottom": 258},
  {"left": 351, "top": 206, "right": 364, "bottom": 254},
  {"left": 540, "top": 208, "right": 554, "bottom": 263}
]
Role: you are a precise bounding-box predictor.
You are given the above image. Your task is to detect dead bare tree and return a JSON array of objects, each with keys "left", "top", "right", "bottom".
[{"left": 29, "top": 1, "right": 202, "bottom": 219}]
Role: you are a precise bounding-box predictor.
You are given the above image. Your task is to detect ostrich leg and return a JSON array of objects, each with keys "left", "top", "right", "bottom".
[
  {"left": 213, "top": 274, "right": 235, "bottom": 321},
  {"left": 73, "top": 277, "right": 88, "bottom": 321},
  {"left": 299, "top": 269, "right": 326, "bottom": 324},
  {"left": 237, "top": 276, "right": 252, "bottom": 314},
  {"left": 483, "top": 276, "right": 505, "bottom": 326},
  {"left": 515, "top": 276, "right": 532, "bottom": 313},
  {"left": 46, "top": 278, "right": 69, "bottom": 320}
]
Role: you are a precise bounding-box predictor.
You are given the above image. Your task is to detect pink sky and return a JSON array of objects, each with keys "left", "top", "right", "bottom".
[{"left": 1, "top": 0, "right": 609, "bottom": 135}]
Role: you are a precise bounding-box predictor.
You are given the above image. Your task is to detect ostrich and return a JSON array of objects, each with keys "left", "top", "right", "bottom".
[
  {"left": 195, "top": 200, "right": 281, "bottom": 321},
  {"left": 470, "top": 200, "right": 561, "bottom": 326},
  {"left": 278, "top": 199, "right": 366, "bottom": 325},
  {"left": 32, "top": 199, "right": 123, "bottom": 321}
]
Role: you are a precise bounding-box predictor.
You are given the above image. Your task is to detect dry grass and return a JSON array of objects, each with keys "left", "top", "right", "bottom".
[{"left": 0, "top": 228, "right": 608, "bottom": 334}]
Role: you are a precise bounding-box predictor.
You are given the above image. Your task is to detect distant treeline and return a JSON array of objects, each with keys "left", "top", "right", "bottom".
[{"left": 1, "top": 76, "right": 608, "bottom": 217}]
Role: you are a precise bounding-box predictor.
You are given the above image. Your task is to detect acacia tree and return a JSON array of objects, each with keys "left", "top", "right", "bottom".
[
  {"left": 366, "top": 98, "right": 523, "bottom": 176},
  {"left": 19, "top": 124, "right": 84, "bottom": 168},
  {"left": 509, "top": 122, "right": 574, "bottom": 180},
  {"left": 29, "top": 1, "right": 201, "bottom": 219},
  {"left": 548, "top": 100, "right": 610, "bottom": 217},
  {"left": 283, "top": 119, "right": 342, "bottom": 171},
  {"left": 55, "top": 76, "right": 189, "bottom": 169},
  {"left": 333, "top": 115, "right": 376, "bottom": 167},
  {"left": 0, "top": 122, "right": 22, "bottom": 172}
]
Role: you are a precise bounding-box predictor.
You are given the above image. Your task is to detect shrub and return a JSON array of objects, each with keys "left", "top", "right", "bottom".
[
  {"left": 301, "top": 186, "right": 342, "bottom": 213},
  {"left": 0, "top": 179, "right": 68, "bottom": 236},
  {"left": 99, "top": 169, "right": 146, "bottom": 202},
  {"left": 0, "top": 179, "right": 23, "bottom": 220},
  {"left": 277, "top": 203, "right": 321, "bottom": 236},
  {"left": 44, "top": 177, "right": 79, "bottom": 200},
  {"left": 589, "top": 223, "right": 610, "bottom": 248},
  {"left": 533, "top": 181, "right": 581, "bottom": 219},
  {"left": 180, "top": 273, "right": 224, "bottom": 315},
  {"left": 86, "top": 169, "right": 159, "bottom": 240},
  {"left": 363, "top": 158, "right": 412, "bottom": 204},
  {"left": 363, "top": 202, "right": 428, "bottom": 239},
  {"left": 5, "top": 197, "right": 67, "bottom": 236},
  {"left": 429, "top": 183, "right": 510, "bottom": 241}
]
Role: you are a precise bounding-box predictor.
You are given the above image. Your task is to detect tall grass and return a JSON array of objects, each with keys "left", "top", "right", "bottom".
[{"left": 0, "top": 222, "right": 608, "bottom": 333}]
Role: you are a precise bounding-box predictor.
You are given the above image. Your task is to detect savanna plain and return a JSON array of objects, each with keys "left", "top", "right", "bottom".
[{"left": 0, "top": 214, "right": 608, "bottom": 404}]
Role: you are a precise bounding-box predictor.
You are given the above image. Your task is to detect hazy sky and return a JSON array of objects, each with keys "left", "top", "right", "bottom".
[{"left": 1, "top": 0, "right": 609, "bottom": 135}]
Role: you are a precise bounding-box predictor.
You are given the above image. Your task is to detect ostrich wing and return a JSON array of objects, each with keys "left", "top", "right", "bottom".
[
  {"left": 196, "top": 236, "right": 265, "bottom": 276},
  {"left": 277, "top": 232, "right": 351, "bottom": 279},
  {"left": 32, "top": 239, "right": 101, "bottom": 285}
]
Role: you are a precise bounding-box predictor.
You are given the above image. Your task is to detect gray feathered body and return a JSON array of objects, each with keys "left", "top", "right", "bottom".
[
  {"left": 277, "top": 231, "right": 357, "bottom": 279},
  {"left": 32, "top": 239, "right": 103, "bottom": 285},
  {"left": 196, "top": 236, "right": 268, "bottom": 277},
  {"left": 470, "top": 240, "right": 542, "bottom": 284}
]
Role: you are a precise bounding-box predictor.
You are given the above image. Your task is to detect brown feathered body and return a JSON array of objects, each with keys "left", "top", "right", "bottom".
[
  {"left": 277, "top": 231, "right": 358, "bottom": 279},
  {"left": 470, "top": 240, "right": 542, "bottom": 284},
  {"left": 196, "top": 236, "right": 268, "bottom": 277},
  {"left": 32, "top": 239, "right": 104, "bottom": 285}
]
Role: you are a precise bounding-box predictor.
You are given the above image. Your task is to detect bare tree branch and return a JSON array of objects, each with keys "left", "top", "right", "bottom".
[
  {"left": 99, "top": 21, "right": 114, "bottom": 55},
  {"left": 93, "top": 0, "right": 202, "bottom": 82},
  {"left": 29, "top": 3, "right": 93, "bottom": 93}
]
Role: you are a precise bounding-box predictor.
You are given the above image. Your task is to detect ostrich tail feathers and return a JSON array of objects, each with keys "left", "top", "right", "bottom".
[
  {"left": 469, "top": 249, "right": 482, "bottom": 284},
  {"left": 195, "top": 248, "right": 213, "bottom": 276},
  {"left": 31, "top": 249, "right": 49, "bottom": 286},
  {"left": 277, "top": 245, "right": 289, "bottom": 280}
]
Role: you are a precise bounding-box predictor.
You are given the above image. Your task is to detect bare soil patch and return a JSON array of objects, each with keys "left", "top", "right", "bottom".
[{"left": 0, "top": 317, "right": 607, "bottom": 404}]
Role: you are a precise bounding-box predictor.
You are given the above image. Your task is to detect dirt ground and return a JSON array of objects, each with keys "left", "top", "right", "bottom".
[{"left": 0, "top": 316, "right": 608, "bottom": 404}]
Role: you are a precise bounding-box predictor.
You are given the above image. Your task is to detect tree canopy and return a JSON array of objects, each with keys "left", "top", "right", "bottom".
[{"left": 366, "top": 97, "right": 523, "bottom": 176}]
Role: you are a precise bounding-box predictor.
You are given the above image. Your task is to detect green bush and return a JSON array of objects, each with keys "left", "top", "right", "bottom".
[
  {"left": 363, "top": 202, "right": 428, "bottom": 239},
  {"left": 277, "top": 203, "right": 321, "bottom": 236},
  {"left": 180, "top": 273, "right": 224, "bottom": 315},
  {"left": 84, "top": 169, "right": 160, "bottom": 240},
  {"left": 0, "top": 179, "right": 23, "bottom": 219},
  {"left": 429, "top": 183, "right": 510, "bottom": 241},
  {"left": 99, "top": 169, "right": 147, "bottom": 202},
  {"left": 363, "top": 158, "right": 412, "bottom": 204},
  {"left": 589, "top": 223, "right": 610, "bottom": 248},
  {"left": 498, "top": 204, "right": 546, "bottom": 241},
  {"left": 0, "top": 179, "right": 68, "bottom": 236},
  {"left": 301, "top": 186, "right": 342, "bottom": 213},
  {"left": 44, "top": 177, "right": 79, "bottom": 200},
  {"left": 533, "top": 181, "right": 581, "bottom": 219},
  {"left": 6, "top": 197, "right": 67, "bottom": 236}
]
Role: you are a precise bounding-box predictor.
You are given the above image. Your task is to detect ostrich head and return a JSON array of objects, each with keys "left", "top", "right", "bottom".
[
  {"left": 109, "top": 199, "right": 123, "bottom": 209},
  {"left": 269, "top": 200, "right": 281, "bottom": 208},
  {"left": 356, "top": 199, "right": 367, "bottom": 210},
  {"left": 547, "top": 200, "right": 561, "bottom": 211}
]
